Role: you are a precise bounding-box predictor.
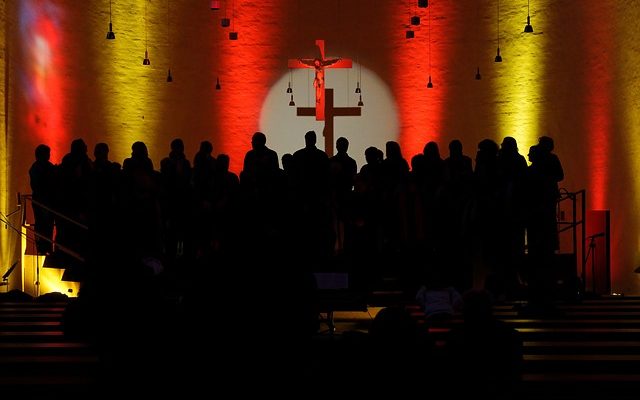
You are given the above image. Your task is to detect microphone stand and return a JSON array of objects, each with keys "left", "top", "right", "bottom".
[
  {"left": 584, "top": 232, "right": 604, "bottom": 296},
  {"left": 1, "top": 261, "right": 19, "bottom": 292}
]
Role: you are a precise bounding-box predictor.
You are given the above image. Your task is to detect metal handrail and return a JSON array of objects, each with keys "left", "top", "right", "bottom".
[
  {"left": 556, "top": 188, "right": 586, "bottom": 294},
  {"left": 22, "top": 194, "right": 88, "bottom": 230},
  {"left": 18, "top": 194, "right": 86, "bottom": 263},
  {"left": 0, "top": 214, "right": 84, "bottom": 263}
]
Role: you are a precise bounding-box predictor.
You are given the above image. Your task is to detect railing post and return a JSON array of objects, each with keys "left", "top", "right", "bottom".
[{"left": 581, "top": 190, "right": 587, "bottom": 295}]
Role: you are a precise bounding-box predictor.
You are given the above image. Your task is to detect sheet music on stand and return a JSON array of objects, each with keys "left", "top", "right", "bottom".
[
  {"left": 313, "top": 272, "right": 349, "bottom": 290},
  {"left": 313, "top": 272, "right": 366, "bottom": 334}
]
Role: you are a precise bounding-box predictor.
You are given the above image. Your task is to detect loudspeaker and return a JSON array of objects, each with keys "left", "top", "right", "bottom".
[
  {"left": 553, "top": 253, "right": 580, "bottom": 302},
  {"left": 522, "top": 253, "right": 580, "bottom": 302}
]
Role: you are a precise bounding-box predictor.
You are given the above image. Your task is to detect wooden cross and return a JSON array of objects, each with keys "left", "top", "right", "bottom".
[
  {"left": 288, "top": 40, "right": 353, "bottom": 121},
  {"left": 297, "top": 88, "right": 361, "bottom": 156}
]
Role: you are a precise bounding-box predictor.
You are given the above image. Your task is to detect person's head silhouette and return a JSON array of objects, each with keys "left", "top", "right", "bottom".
[{"left": 251, "top": 132, "right": 267, "bottom": 150}]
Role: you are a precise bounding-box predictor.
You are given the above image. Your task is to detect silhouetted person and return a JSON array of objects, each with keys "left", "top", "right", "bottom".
[
  {"left": 191, "top": 141, "right": 217, "bottom": 257},
  {"left": 353, "top": 146, "right": 384, "bottom": 256},
  {"left": 58, "top": 138, "right": 93, "bottom": 267},
  {"left": 278, "top": 152, "right": 298, "bottom": 240},
  {"left": 442, "top": 139, "right": 474, "bottom": 292},
  {"left": 473, "top": 139, "right": 500, "bottom": 291},
  {"left": 444, "top": 139, "right": 473, "bottom": 185},
  {"left": 381, "top": 141, "right": 410, "bottom": 253},
  {"left": 421, "top": 141, "right": 446, "bottom": 255},
  {"left": 407, "top": 153, "right": 426, "bottom": 247},
  {"left": 161, "top": 138, "right": 193, "bottom": 259},
  {"left": 525, "top": 136, "right": 564, "bottom": 313},
  {"left": 123, "top": 141, "right": 154, "bottom": 176},
  {"left": 495, "top": 136, "right": 528, "bottom": 299},
  {"left": 422, "top": 141, "right": 445, "bottom": 195},
  {"left": 241, "top": 131, "right": 279, "bottom": 188},
  {"left": 292, "top": 130, "right": 332, "bottom": 258},
  {"left": 293, "top": 130, "right": 330, "bottom": 196},
  {"left": 366, "top": 307, "right": 434, "bottom": 393},
  {"left": 280, "top": 153, "right": 296, "bottom": 195},
  {"left": 92, "top": 142, "right": 121, "bottom": 196},
  {"left": 90, "top": 142, "right": 121, "bottom": 248},
  {"left": 121, "top": 141, "right": 163, "bottom": 259},
  {"left": 94, "top": 142, "right": 120, "bottom": 170},
  {"left": 529, "top": 136, "right": 564, "bottom": 254},
  {"left": 329, "top": 136, "right": 357, "bottom": 252},
  {"left": 241, "top": 131, "right": 280, "bottom": 240},
  {"left": 445, "top": 289, "right": 523, "bottom": 399},
  {"left": 330, "top": 137, "right": 357, "bottom": 191},
  {"left": 29, "top": 144, "right": 56, "bottom": 254},
  {"left": 211, "top": 154, "right": 240, "bottom": 253},
  {"left": 281, "top": 153, "right": 294, "bottom": 175},
  {"left": 192, "top": 140, "right": 216, "bottom": 202},
  {"left": 415, "top": 268, "right": 463, "bottom": 323}
]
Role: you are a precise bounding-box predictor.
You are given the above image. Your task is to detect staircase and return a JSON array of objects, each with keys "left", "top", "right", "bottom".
[
  {"left": 415, "top": 296, "right": 640, "bottom": 399},
  {"left": 314, "top": 296, "right": 640, "bottom": 398},
  {"left": 17, "top": 194, "right": 82, "bottom": 297},
  {"left": 0, "top": 299, "right": 98, "bottom": 396}
]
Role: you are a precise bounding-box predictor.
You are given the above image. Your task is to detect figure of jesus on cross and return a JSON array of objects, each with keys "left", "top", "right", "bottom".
[
  {"left": 288, "top": 40, "right": 353, "bottom": 121},
  {"left": 288, "top": 40, "right": 361, "bottom": 156}
]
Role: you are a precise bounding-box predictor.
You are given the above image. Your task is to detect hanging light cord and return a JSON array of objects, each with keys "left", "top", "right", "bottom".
[
  {"left": 428, "top": 5, "right": 431, "bottom": 73},
  {"left": 497, "top": 0, "right": 500, "bottom": 48},
  {"left": 346, "top": 67, "right": 349, "bottom": 104},
  {"left": 145, "top": 0, "right": 148, "bottom": 51},
  {"left": 476, "top": 0, "right": 480, "bottom": 67},
  {"left": 290, "top": 0, "right": 301, "bottom": 93},
  {"left": 358, "top": 0, "right": 362, "bottom": 90},
  {"left": 358, "top": 4, "right": 362, "bottom": 85},
  {"left": 109, "top": 0, "right": 113, "bottom": 23},
  {"left": 527, "top": 0, "right": 530, "bottom": 17}
]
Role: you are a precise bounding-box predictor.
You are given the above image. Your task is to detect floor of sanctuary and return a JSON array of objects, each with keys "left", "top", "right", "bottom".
[
  {"left": 2, "top": 289, "right": 640, "bottom": 398},
  {"left": 316, "top": 296, "right": 640, "bottom": 399},
  {"left": 0, "top": 298, "right": 99, "bottom": 396}
]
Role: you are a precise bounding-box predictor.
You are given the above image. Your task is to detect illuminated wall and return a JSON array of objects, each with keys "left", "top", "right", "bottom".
[
  {"left": 492, "top": 0, "right": 544, "bottom": 152},
  {"left": 99, "top": 0, "right": 162, "bottom": 163},
  {"left": 216, "top": 0, "right": 285, "bottom": 172},
  {"left": 0, "top": 0, "right": 11, "bottom": 288},
  {"left": 3, "top": 0, "right": 640, "bottom": 294},
  {"left": 15, "top": 0, "right": 68, "bottom": 162},
  {"left": 391, "top": 1, "right": 447, "bottom": 157},
  {"left": 612, "top": 0, "right": 640, "bottom": 292}
]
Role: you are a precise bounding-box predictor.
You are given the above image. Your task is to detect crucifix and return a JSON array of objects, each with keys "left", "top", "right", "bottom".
[
  {"left": 289, "top": 40, "right": 361, "bottom": 156},
  {"left": 288, "top": 40, "right": 353, "bottom": 121}
]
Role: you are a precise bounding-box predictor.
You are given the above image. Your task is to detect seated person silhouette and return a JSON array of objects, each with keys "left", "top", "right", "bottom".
[
  {"left": 415, "top": 269, "right": 463, "bottom": 323},
  {"left": 444, "top": 289, "right": 523, "bottom": 399}
]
